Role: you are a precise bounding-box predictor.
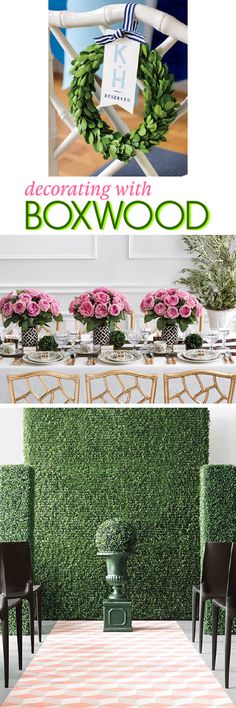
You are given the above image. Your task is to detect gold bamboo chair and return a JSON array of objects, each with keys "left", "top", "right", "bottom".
[
  {"left": 38, "top": 321, "right": 61, "bottom": 335},
  {"left": 163, "top": 370, "right": 236, "bottom": 404},
  {"left": 86, "top": 370, "right": 157, "bottom": 404},
  {"left": 115, "top": 311, "right": 135, "bottom": 331},
  {"left": 8, "top": 371, "right": 80, "bottom": 404}
]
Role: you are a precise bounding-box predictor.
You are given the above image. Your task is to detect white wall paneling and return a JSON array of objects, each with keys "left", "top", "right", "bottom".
[
  {"left": 0, "top": 235, "right": 193, "bottom": 317},
  {"left": 128, "top": 235, "right": 189, "bottom": 260},
  {"left": 1, "top": 234, "right": 235, "bottom": 329},
  {"left": 0, "top": 235, "right": 97, "bottom": 259}
]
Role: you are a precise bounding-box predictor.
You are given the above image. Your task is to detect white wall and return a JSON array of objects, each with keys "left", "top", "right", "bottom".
[
  {"left": 0, "top": 407, "right": 235, "bottom": 466},
  {"left": 0, "top": 234, "right": 195, "bottom": 320}
]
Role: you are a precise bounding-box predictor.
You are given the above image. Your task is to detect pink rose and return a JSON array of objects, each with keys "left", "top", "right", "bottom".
[
  {"left": 164, "top": 294, "right": 179, "bottom": 306},
  {"left": 179, "top": 304, "right": 191, "bottom": 318},
  {"left": 2, "top": 301, "right": 14, "bottom": 317},
  {"left": 79, "top": 301, "right": 95, "bottom": 318},
  {"left": 186, "top": 296, "right": 197, "bottom": 308},
  {"left": 95, "top": 303, "right": 108, "bottom": 319},
  {"left": 113, "top": 296, "right": 123, "bottom": 306},
  {"left": 154, "top": 302, "right": 166, "bottom": 316},
  {"left": 94, "top": 291, "right": 110, "bottom": 304},
  {"left": 154, "top": 289, "right": 166, "bottom": 299},
  {"left": 166, "top": 306, "right": 179, "bottom": 319},
  {"left": 25, "top": 289, "right": 41, "bottom": 297},
  {"left": 196, "top": 303, "right": 203, "bottom": 317},
  {"left": 0, "top": 296, "right": 8, "bottom": 309},
  {"left": 50, "top": 302, "right": 60, "bottom": 317},
  {"left": 13, "top": 300, "right": 26, "bottom": 315},
  {"left": 69, "top": 300, "right": 76, "bottom": 314},
  {"left": 93, "top": 287, "right": 110, "bottom": 294},
  {"left": 108, "top": 303, "right": 122, "bottom": 317},
  {"left": 80, "top": 293, "right": 91, "bottom": 302},
  {"left": 140, "top": 294, "right": 155, "bottom": 312},
  {"left": 27, "top": 301, "right": 40, "bottom": 317},
  {"left": 176, "top": 290, "right": 189, "bottom": 300},
  {"left": 123, "top": 299, "right": 131, "bottom": 314},
  {"left": 38, "top": 298, "right": 50, "bottom": 312},
  {"left": 18, "top": 293, "right": 32, "bottom": 303},
  {"left": 166, "top": 288, "right": 177, "bottom": 295}
]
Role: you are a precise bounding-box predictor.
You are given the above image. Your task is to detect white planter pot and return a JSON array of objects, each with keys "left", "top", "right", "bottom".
[{"left": 206, "top": 308, "right": 236, "bottom": 329}]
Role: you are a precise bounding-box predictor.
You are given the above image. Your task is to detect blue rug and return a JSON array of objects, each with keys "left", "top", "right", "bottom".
[{"left": 94, "top": 147, "right": 187, "bottom": 177}]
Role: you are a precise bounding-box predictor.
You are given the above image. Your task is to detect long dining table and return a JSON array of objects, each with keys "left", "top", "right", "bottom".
[{"left": 1, "top": 346, "right": 236, "bottom": 404}]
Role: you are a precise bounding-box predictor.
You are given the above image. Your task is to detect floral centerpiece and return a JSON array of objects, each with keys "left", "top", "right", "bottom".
[
  {"left": 140, "top": 287, "right": 202, "bottom": 347},
  {"left": 0, "top": 289, "right": 63, "bottom": 348},
  {"left": 69, "top": 288, "right": 131, "bottom": 346}
]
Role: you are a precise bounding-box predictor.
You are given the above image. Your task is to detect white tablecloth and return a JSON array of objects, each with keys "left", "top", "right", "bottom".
[{"left": 1, "top": 355, "right": 236, "bottom": 404}]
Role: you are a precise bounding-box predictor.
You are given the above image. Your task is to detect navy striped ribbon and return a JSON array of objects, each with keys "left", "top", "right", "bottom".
[{"left": 94, "top": 3, "right": 145, "bottom": 45}]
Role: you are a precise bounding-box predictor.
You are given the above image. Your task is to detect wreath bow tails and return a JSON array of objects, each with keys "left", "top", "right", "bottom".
[
  {"left": 94, "top": 2, "right": 145, "bottom": 45},
  {"left": 69, "top": 3, "right": 179, "bottom": 163}
]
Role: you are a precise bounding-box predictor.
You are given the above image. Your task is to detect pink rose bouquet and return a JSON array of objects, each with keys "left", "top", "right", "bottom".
[
  {"left": 0, "top": 289, "right": 63, "bottom": 332},
  {"left": 69, "top": 288, "right": 131, "bottom": 331},
  {"left": 140, "top": 287, "right": 202, "bottom": 333}
]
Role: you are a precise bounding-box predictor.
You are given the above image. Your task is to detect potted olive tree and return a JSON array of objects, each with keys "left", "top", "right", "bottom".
[
  {"left": 96, "top": 518, "right": 137, "bottom": 632},
  {"left": 178, "top": 235, "right": 236, "bottom": 329}
]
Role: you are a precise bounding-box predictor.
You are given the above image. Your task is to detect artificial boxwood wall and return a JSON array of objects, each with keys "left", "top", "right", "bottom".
[
  {"left": 200, "top": 464, "right": 236, "bottom": 633},
  {"left": 22, "top": 408, "right": 209, "bottom": 621},
  {"left": 0, "top": 465, "right": 35, "bottom": 632}
]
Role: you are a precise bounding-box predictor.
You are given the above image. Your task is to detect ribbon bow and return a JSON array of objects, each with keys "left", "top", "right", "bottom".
[{"left": 94, "top": 3, "right": 145, "bottom": 45}]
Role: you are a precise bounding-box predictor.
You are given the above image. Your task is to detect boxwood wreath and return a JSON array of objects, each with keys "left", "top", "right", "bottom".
[{"left": 69, "top": 43, "right": 179, "bottom": 162}]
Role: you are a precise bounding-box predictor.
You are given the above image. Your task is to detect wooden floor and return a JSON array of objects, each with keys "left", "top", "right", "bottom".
[{"left": 53, "top": 73, "right": 187, "bottom": 177}]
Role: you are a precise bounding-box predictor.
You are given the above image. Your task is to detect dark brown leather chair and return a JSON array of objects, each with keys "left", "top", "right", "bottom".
[
  {"left": 0, "top": 542, "right": 42, "bottom": 654},
  {"left": 192, "top": 541, "right": 232, "bottom": 653},
  {"left": 0, "top": 593, "right": 22, "bottom": 687},
  {"left": 212, "top": 542, "right": 236, "bottom": 688}
]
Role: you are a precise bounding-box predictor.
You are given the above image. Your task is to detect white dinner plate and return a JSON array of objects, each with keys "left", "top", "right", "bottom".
[
  {"left": 182, "top": 348, "right": 220, "bottom": 362},
  {"left": 23, "top": 352, "right": 64, "bottom": 365},
  {"left": 98, "top": 351, "right": 142, "bottom": 365},
  {"left": 177, "top": 351, "right": 221, "bottom": 364}
]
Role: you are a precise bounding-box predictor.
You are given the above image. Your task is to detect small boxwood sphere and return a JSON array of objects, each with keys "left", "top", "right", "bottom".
[
  {"left": 96, "top": 518, "right": 137, "bottom": 553},
  {"left": 109, "top": 330, "right": 126, "bottom": 349},
  {"left": 185, "top": 333, "right": 203, "bottom": 350},
  {"left": 38, "top": 335, "right": 58, "bottom": 351}
]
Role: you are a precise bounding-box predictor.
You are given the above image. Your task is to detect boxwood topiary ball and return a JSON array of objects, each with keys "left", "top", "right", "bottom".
[
  {"left": 109, "top": 330, "right": 126, "bottom": 350},
  {"left": 185, "top": 333, "right": 203, "bottom": 350},
  {"left": 38, "top": 335, "right": 58, "bottom": 351},
  {"left": 95, "top": 518, "right": 137, "bottom": 553}
]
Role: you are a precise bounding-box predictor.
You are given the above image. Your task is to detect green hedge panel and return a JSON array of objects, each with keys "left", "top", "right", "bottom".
[
  {"left": 0, "top": 464, "right": 35, "bottom": 633},
  {"left": 200, "top": 464, "right": 236, "bottom": 633},
  {"left": 24, "top": 408, "right": 209, "bottom": 621}
]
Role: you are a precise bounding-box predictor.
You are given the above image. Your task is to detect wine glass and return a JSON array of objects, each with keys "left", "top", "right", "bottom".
[
  {"left": 54, "top": 330, "right": 70, "bottom": 357},
  {"left": 204, "top": 330, "right": 219, "bottom": 354},
  {"left": 126, "top": 329, "right": 141, "bottom": 350},
  {"left": 219, "top": 328, "right": 230, "bottom": 355},
  {"left": 141, "top": 327, "right": 152, "bottom": 345}
]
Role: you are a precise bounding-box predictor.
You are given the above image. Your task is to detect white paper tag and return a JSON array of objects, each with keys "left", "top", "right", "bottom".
[
  {"left": 101, "top": 345, "right": 114, "bottom": 354},
  {"left": 99, "top": 38, "right": 140, "bottom": 115}
]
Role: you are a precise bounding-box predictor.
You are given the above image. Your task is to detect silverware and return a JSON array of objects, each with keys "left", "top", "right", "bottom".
[
  {"left": 67, "top": 354, "right": 75, "bottom": 366},
  {"left": 13, "top": 357, "right": 23, "bottom": 366}
]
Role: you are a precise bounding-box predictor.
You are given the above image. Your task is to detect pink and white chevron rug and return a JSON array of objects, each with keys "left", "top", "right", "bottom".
[{"left": 2, "top": 620, "right": 235, "bottom": 707}]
